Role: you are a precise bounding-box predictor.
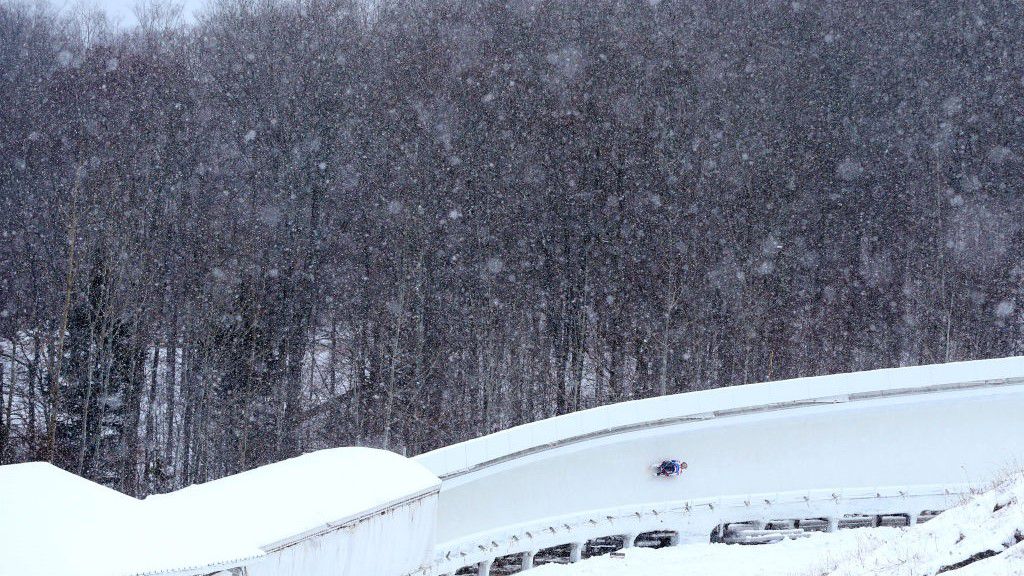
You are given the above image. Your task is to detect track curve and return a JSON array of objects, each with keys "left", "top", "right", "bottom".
[{"left": 416, "top": 357, "right": 1024, "bottom": 575}]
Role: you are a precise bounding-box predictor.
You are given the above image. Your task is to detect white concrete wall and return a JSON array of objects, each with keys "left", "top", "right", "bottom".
[
  {"left": 417, "top": 357, "right": 1024, "bottom": 573},
  {"left": 244, "top": 493, "right": 438, "bottom": 576}
]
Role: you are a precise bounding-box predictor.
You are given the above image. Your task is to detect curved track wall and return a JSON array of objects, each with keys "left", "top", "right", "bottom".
[{"left": 416, "top": 357, "right": 1024, "bottom": 574}]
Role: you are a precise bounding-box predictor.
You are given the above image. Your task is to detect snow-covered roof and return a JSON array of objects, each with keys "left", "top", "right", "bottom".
[{"left": 0, "top": 447, "right": 440, "bottom": 576}]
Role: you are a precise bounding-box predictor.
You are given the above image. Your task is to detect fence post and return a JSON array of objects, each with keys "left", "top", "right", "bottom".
[
  {"left": 569, "top": 542, "right": 583, "bottom": 563},
  {"left": 521, "top": 551, "right": 535, "bottom": 571}
]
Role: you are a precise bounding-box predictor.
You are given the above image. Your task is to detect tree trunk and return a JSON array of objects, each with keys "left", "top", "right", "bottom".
[
  {"left": 179, "top": 346, "right": 193, "bottom": 485},
  {"left": 163, "top": 311, "right": 177, "bottom": 466},
  {"left": 143, "top": 344, "right": 160, "bottom": 485},
  {"left": 122, "top": 346, "right": 145, "bottom": 496},
  {"left": 0, "top": 339, "right": 15, "bottom": 464},
  {"left": 552, "top": 311, "right": 569, "bottom": 416},
  {"left": 569, "top": 313, "right": 585, "bottom": 412},
  {"left": 47, "top": 210, "right": 77, "bottom": 462},
  {"left": 382, "top": 280, "right": 406, "bottom": 450},
  {"left": 27, "top": 334, "right": 39, "bottom": 455},
  {"left": 329, "top": 312, "right": 337, "bottom": 396}
]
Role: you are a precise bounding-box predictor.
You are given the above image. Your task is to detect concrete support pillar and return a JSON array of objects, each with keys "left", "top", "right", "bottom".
[
  {"left": 669, "top": 532, "right": 681, "bottom": 546},
  {"left": 476, "top": 560, "right": 492, "bottom": 576},
  {"left": 521, "top": 551, "right": 535, "bottom": 571},
  {"left": 751, "top": 520, "right": 767, "bottom": 530},
  {"left": 622, "top": 534, "right": 637, "bottom": 549},
  {"left": 827, "top": 517, "right": 839, "bottom": 532},
  {"left": 569, "top": 543, "right": 583, "bottom": 563},
  {"left": 907, "top": 512, "right": 919, "bottom": 526}
]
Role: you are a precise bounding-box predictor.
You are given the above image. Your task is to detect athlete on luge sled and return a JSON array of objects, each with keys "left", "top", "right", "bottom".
[{"left": 655, "top": 459, "right": 687, "bottom": 477}]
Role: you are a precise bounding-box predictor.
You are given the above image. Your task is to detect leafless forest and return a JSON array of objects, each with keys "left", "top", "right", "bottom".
[{"left": 1, "top": 0, "right": 1022, "bottom": 495}]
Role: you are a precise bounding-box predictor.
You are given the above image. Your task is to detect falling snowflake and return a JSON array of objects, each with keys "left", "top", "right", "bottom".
[{"left": 836, "top": 158, "right": 864, "bottom": 181}]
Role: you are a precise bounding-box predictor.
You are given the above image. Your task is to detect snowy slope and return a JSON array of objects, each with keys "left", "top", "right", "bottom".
[
  {"left": 530, "top": 471, "right": 1024, "bottom": 576},
  {"left": 829, "top": 470, "right": 1024, "bottom": 576},
  {"left": 0, "top": 448, "right": 440, "bottom": 576}
]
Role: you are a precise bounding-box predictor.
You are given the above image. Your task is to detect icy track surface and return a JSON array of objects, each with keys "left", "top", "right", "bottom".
[{"left": 531, "top": 471, "right": 1024, "bottom": 576}]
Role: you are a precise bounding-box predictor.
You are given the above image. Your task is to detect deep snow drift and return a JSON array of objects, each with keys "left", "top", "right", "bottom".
[
  {"left": 0, "top": 448, "right": 440, "bottom": 576},
  {"left": 532, "top": 471, "right": 1024, "bottom": 576}
]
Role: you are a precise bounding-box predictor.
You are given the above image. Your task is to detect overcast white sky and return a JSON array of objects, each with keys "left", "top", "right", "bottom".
[{"left": 52, "top": 0, "right": 206, "bottom": 26}]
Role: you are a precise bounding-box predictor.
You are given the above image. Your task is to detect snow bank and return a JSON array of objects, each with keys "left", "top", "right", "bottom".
[
  {"left": 146, "top": 447, "right": 440, "bottom": 553},
  {"left": 0, "top": 463, "right": 144, "bottom": 576},
  {"left": 0, "top": 448, "right": 440, "bottom": 576},
  {"left": 829, "top": 470, "right": 1024, "bottom": 576}
]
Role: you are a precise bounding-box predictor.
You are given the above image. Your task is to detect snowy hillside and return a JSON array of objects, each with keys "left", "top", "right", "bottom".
[{"left": 530, "top": 471, "right": 1024, "bottom": 576}]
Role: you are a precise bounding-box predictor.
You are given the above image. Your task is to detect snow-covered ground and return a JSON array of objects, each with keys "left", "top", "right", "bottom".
[
  {"left": 531, "top": 471, "right": 1024, "bottom": 576},
  {"left": 0, "top": 448, "right": 440, "bottom": 576}
]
